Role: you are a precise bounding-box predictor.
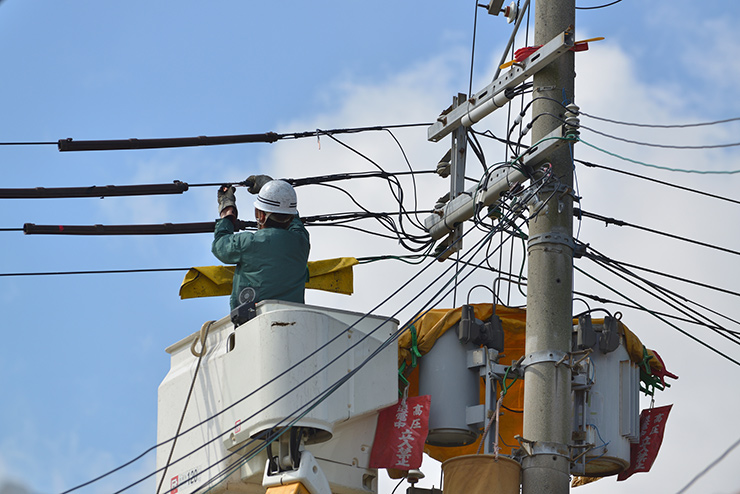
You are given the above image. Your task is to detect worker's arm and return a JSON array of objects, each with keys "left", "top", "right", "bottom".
[
  {"left": 212, "top": 217, "right": 249, "bottom": 264},
  {"left": 287, "top": 214, "right": 310, "bottom": 245}
]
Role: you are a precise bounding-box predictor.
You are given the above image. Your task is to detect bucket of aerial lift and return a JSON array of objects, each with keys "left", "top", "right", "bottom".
[
  {"left": 442, "top": 454, "right": 521, "bottom": 494},
  {"left": 221, "top": 300, "right": 400, "bottom": 444},
  {"left": 157, "top": 300, "right": 399, "bottom": 494}
]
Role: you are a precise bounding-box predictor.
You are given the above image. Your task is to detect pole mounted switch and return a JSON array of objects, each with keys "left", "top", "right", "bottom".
[{"left": 458, "top": 305, "right": 505, "bottom": 352}]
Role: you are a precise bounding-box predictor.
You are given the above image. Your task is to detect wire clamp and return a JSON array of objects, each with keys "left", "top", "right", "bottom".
[
  {"left": 527, "top": 232, "right": 575, "bottom": 251},
  {"left": 520, "top": 350, "right": 569, "bottom": 370}
]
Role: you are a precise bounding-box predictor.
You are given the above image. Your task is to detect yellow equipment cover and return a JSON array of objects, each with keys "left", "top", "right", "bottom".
[{"left": 179, "top": 257, "right": 358, "bottom": 299}]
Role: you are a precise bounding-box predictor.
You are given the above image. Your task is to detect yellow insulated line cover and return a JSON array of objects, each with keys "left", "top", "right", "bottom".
[{"left": 179, "top": 257, "right": 359, "bottom": 299}]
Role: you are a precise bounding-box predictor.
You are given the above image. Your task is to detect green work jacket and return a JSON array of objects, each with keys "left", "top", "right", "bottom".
[{"left": 212, "top": 216, "right": 310, "bottom": 310}]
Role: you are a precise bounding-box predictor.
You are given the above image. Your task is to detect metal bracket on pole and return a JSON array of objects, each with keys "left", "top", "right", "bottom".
[
  {"left": 515, "top": 437, "right": 570, "bottom": 460},
  {"left": 527, "top": 232, "right": 575, "bottom": 251},
  {"left": 520, "top": 350, "right": 569, "bottom": 370},
  {"left": 424, "top": 126, "right": 568, "bottom": 241},
  {"left": 427, "top": 29, "right": 575, "bottom": 142},
  {"left": 437, "top": 94, "right": 468, "bottom": 261}
]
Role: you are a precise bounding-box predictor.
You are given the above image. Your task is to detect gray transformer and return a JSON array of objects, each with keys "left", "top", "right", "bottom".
[{"left": 418, "top": 326, "right": 481, "bottom": 446}]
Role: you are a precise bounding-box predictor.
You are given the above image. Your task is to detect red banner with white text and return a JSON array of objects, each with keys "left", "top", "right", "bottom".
[
  {"left": 369, "top": 395, "right": 431, "bottom": 470},
  {"left": 618, "top": 404, "right": 673, "bottom": 481}
]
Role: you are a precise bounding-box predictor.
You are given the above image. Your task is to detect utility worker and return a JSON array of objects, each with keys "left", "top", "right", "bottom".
[{"left": 212, "top": 175, "right": 310, "bottom": 310}]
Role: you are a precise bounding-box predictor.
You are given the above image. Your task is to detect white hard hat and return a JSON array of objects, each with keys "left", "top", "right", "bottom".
[{"left": 254, "top": 180, "right": 298, "bottom": 215}]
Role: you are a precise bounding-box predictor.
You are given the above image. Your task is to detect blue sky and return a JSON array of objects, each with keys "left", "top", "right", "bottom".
[{"left": 2, "top": 1, "right": 740, "bottom": 494}]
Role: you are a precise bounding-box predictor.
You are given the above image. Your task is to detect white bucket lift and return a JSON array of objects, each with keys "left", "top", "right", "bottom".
[{"left": 157, "top": 300, "right": 399, "bottom": 494}]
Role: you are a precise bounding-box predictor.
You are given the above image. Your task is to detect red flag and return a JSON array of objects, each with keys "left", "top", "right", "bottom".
[
  {"left": 618, "top": 404, "right": 673, "bottom": 481},
  {"left": 369, "top": 395, "right": 431, "bottom": 470}
]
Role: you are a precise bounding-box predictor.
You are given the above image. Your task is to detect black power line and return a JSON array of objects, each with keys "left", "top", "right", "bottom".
[
  {"left": 0, "top": 123, "right": 434, "bottom": 151},
  {"left": 57, "top": 132, "right": 280, "bottom": 151},
  {"left": 584, "top": 247, "right": 740, "bottom": 344},
  {"left": 579, "top": 111, "right": 740, "bottom": 129},
  {"left": 576, "top": 208, "right": 740, "bottom": 258},
  {"left": 576, "top": 159, "right": 740, "bottom": 207},
  {"left": 576, "top": 0, "right": 623, "bottom": 10},
  {"left": 576, "top": 263, "right": 740, "bottom": 367},
  {"left": 0, "top": 181, "right": 189, "bottom": 199},
  {"left": 0, "top": 267, "right": 189, "bottom": 278},
  {"left": 22, "top": 220, "right": 256, "bottom": 235}
]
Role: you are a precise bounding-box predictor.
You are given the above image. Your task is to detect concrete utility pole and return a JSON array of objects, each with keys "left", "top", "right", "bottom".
[{"left": 521, "top": 0, "right": 576, "bottom": 493}]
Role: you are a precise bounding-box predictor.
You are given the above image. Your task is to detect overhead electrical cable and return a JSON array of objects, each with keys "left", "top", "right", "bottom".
[
  {"left": 590, "top": 256, "right": 740, "bottom": 347},
  {"left": 16, "top": 209, "right": 433, "bottom": 240},
  {"left": 0, "top": 140, "right": 57, "bottom": 146},
  {"left": 0, "top": 170, "right": 436, "bottom": 200},
  {"left": 8, "top": 259, "right": 736, "bottom": 338},
  {"left": 318, "top": 131, "right": 428, "bottom": 236},
  {"left": 0, "top": 181, "right": 189, "bottom": 199},
  {"left": 451, "top": 247, "right": 740, "bottom": 336},
  {"left": 585, "top": 247, "right": 740, "bottom": 345},
  {"left": 0, "top": 123, "right": 433, "bottom": 151},
  {"left": 307, "top": 184, "right": 432, "bottom": 249},
  {"left": 573, "top": 289, "right": 740, "bottom": 336},
  {"left": 20, "top": 221, "right": 257, "bottom": 235},
  {"left": 584, "top": 249, "right": 740, "bottom": 348},
  {"left": 575, "top": 265, "right": 740, "bottom": 367},
  {"left": 576, "top": 159, "right": 740, "bottom": 207},
  {"left": 0, "top": 267, "right": 189, "bottom": 277},
  {"left": 579, "top": 112, "right": 740, "bottom": 129},
  {"left": 381, "top": 128, "right": 427, "bottom": 230},
  {"left": 289, "top": 169, "right": 437, "bottom": 187},
  {"left": 576, "top": 208, "right": 740, "bottom": 258},
  {"left": 579, "top": 124, "right": 740, "bottom": 150},
  {"left": 578, "top": 138, "right": 740, "bottom": 174},
  {"left": 441, "top": 255, "right": 740, "bottom": 336},
  {"left": 575, "top": 0, "right": 623, "bottom": 9},
  {"left": 675, "top": 435, "right": 740, "bottom": 494},
  {"left": 57, "top": 132, "right": 281, "bottom": 151},
  {"left": 469, "top": 0, "right": 479, "bottom": 97},
  {"left": 583, "top": 250, "right": 740, "bottom": 300}
]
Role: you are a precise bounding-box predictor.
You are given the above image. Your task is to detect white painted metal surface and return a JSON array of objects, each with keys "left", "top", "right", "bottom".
[{"left": 156, "top": 301, "right": 399, "bottom": 494}]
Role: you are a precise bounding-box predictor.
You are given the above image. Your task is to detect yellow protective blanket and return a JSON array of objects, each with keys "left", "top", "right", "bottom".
[
  {"left": 395, "top": 304, "right": 663, "bottom": 468},
  {"left": 178, "top": 257, "right": 358, "bottom": 299}
]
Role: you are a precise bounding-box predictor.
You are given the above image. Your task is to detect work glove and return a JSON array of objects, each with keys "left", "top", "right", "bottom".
[
  {"left": 217, "top": 185, "right": 237, "bottom": 217},
  {"left": 246, "top": 174, "right": 273, "bottom": 194}
]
